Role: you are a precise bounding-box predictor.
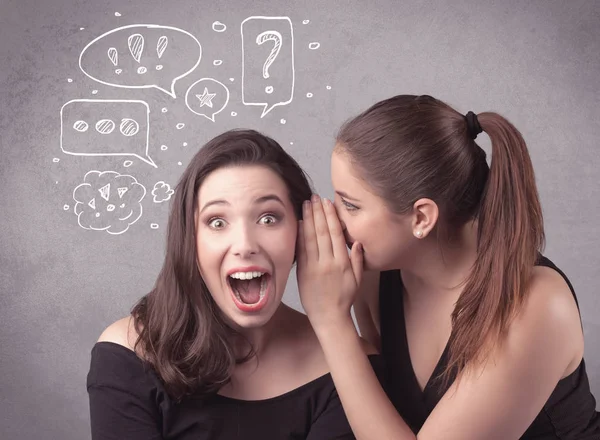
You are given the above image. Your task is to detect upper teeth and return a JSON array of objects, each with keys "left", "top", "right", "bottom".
[{"left": 229, "top": 271, "right": 264, "bottom": 280}]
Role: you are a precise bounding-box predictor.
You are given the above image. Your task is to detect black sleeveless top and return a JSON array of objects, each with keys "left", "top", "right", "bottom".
[
  {"left": 379, "top": 255, "right": 600, "bottom": 439},
  {"left": 87, "top": 341, "right": 386, "bottom": 439}
]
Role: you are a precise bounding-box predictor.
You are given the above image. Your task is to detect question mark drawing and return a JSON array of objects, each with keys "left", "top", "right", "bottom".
[{"left": 256, "top": 30, "right": 282, "bottom": 94}]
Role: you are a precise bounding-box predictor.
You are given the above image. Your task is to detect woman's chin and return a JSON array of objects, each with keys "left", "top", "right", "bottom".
[{"left": 225, "top": 304, "right": 280, "bottom": 330}]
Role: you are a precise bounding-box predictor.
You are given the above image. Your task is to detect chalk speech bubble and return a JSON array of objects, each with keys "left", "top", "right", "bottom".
[
  {"left": 60, "top": 99, "right": 156, "bottom": 168},
  {"left": 73, "top": 170, "right": 146, "bottom": 235},
  {"left": 79, "top": 24, "right": 202, "bottom": 98},
  {"left": 151, "top": 181, "right": 174, "bottom": 203},
  {"left": 241, "top": 16, "right": 294, "bottom": 118},
  {"left": 185, "top": 78, "right": 230, "bottom": 122}
]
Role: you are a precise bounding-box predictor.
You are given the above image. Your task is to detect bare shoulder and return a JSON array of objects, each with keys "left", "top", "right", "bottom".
[
  {"left": 97, "top": 315, "right": 139, "bottom": 352},
  {"left": 524, "top": 265, "right": 581, "bottom": 331},
  {"left": 507, "top": 265, "right": 583, "bottom": 374}
]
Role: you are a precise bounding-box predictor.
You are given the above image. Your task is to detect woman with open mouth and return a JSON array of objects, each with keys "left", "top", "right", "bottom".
[{"left": 86, "top": 129, "right": 384, "bottom": 439}]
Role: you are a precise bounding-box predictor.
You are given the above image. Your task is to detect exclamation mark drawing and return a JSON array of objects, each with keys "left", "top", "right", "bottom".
[
  {"left": 108, "top": 47, "right": 121, "bottom": 75},
  {"left": 128, "top": 33, "right": 146, "bottom": 74},
  {"left": 156, "top": 36, "right": 168, "bottom": 71}
]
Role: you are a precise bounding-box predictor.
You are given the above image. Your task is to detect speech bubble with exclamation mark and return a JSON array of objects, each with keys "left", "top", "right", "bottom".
[{"left": 80, "top": 24, "right": 202, "bottom": 98}]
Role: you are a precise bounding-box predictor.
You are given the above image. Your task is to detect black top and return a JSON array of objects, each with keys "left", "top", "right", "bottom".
[
  {"left": 379, "top": 255, "right": 600, "bottom": 438},
  {"left": 87, "top": 341, "right": 385, "bottom": 440}
]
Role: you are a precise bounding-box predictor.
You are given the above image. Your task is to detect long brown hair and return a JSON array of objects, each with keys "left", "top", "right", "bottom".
[
  {"left": 131, "top": 129, "right": 313, "bottom": 401},
  {"left": 336, "top": 95, "right": 544, "bottom": 387}
]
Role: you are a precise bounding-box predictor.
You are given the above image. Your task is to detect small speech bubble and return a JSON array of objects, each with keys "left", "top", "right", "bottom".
[
  {"left": 73, "top": 170, "right": 146, "bottom": 235},
  {"left": 60, "top": 99, "right": 156, "bottom": 168},
  {"left": 79, "top": 24, "right": 202, "bottom": 98},
  {"left": 151, "top": 181, "right": 174, "bottom": 203},
  {"left": 241, "top": 16, "right": 294, "bottom": 118},
  {"left": 185, "top": 78, "right": 230, "bottom": 122}
]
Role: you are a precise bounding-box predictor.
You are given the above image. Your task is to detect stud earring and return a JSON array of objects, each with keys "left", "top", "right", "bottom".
[{"left": 415, "top": 230, "right": 423, "bottom": 238}]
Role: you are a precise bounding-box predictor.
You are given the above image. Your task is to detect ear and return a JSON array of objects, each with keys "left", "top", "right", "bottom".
[{"left": 410, "top": 198, "right": 438, "bottom": 239}]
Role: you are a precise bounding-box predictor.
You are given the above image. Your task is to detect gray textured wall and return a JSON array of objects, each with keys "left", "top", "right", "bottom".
[{"left": 1, "top": 0, "right": 598, "bottom": 438}]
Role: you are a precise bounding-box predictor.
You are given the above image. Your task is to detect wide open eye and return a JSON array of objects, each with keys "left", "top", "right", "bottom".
[
  {"left": 259, "top": 214, "right": 278, "bottom": 225},
  {"left": 208, "top": 218, "right": 227, "bottom": 229}
]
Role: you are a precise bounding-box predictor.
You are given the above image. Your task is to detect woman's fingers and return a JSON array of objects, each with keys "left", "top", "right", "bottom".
[
  {"left": 310, "top": 195, "right": 334, "bottom": 260},
  {"left": 322, "top": 198, "right": 349, "bottom": 259},
  {"left": 296, "top": 220, "right": 306, "bottom": 268},
  {"left": 350, "top": 241, "right": 364, "bottom": 287},
  {"left": 302, "top": 201, "right": 319, "bottom": 260},
  {"left": 296, "top": 197, "right": 362, "bottom": 325}
]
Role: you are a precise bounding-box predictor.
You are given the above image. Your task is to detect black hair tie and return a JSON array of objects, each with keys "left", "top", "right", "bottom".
[{"left": 465, "top": 111, "right": 483, "bottom": 139}]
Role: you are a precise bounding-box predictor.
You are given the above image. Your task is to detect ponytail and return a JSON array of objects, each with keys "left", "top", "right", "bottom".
[{"left": 441, "top": 112, "right": 545, "bottom": 387}]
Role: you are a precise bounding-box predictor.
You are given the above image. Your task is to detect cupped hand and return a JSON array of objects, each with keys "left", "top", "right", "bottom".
[{"left": 296, "top": 194, "right": 364, "bottom": 330}]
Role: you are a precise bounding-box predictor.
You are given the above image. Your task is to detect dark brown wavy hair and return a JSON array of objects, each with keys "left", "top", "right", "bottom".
[
  {"left": 131, "top": 129, "right": 313, "bottom": 401},
  {"left": 336, "top": 95, "right": 545, "bottom": 389}
]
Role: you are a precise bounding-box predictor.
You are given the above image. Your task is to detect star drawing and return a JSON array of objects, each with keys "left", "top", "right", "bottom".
[{"left": 196, "top": 88, "right": 216, "bottom": 108}]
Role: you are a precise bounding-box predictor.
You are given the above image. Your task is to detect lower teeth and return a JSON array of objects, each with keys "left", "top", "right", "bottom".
[
  {"left": 259, "top": 276, "right": 267, "bottom": 298},
  {"left": 232, "top": 276, "right": 268, "bottom": 305}
]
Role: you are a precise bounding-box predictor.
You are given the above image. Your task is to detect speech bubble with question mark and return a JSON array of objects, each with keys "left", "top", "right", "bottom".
[
  {"left": 79, "top": 24, "right": 202, "bottom": 99},
  {"left": 241, "top": 16, "right": 294, "bottom": 118}
]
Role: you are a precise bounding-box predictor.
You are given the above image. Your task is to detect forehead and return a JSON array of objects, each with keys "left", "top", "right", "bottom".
[
  {"left": 331, "top": 149, "right": 375, "bottom": 198},
  {"left": 198, "top": 165, "right": 289, "bottom": 202}
]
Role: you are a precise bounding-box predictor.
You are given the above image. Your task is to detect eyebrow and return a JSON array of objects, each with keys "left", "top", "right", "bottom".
[
  {"left": 199, "top": 194, "right": 286, "bottom": 214},
  {"left": 335, "top": 190, "right": 360, "bottom": 202}
]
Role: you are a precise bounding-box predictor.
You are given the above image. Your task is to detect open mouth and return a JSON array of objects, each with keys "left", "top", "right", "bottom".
[{"left": 227, "top": 270, "right": 271, "bottom": 311}]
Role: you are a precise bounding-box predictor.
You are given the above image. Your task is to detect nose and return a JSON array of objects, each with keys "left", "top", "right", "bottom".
[{"left": 230, "top": 223, "right": 259, "bottom": 258}]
